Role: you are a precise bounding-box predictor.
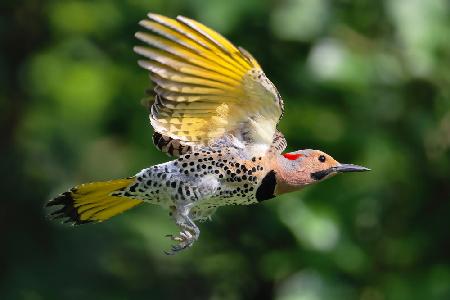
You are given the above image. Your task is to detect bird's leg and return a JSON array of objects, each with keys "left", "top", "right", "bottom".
[{"left": 164, "top": 204, "right": 200, "bottom": 255}]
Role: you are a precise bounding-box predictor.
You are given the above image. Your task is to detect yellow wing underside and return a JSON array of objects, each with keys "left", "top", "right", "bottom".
[{"left": 134, "top": 13, "right": 283, "bottom": 147}]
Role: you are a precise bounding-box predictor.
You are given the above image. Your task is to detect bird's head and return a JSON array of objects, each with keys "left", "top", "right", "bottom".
[{"left": 273, "top": 149, "right": 370, "bottom": 195}]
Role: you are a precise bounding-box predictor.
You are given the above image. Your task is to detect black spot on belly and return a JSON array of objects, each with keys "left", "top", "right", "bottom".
[{"left": 256, "top": 170, "right": 277, "bottom": 202}]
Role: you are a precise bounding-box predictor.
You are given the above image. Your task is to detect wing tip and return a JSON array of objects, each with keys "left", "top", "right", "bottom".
[
  {"left": 136, "top": 59, "right": 149, "bottom": 69},
  {"left": 175, "top": 15, "right": 185, "bottom": 21},
  {"left": 147, "top": 12, "right": 163, "bottom": 20},
  {"left": 133, "top": 45, "right": 148, "bottom": 56},
  {"left": 138, "top": 19, "right": 148, "bottom": 27},
  {"left": 133, "top": 45, "right": 142, "bottom": 56},
  {"left": 134, "top": 31, "right": 144, "bottom": 39}
]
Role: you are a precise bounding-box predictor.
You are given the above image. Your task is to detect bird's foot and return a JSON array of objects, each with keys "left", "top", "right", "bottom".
[
  {"left": 164, "top": 204, "right": 200, "bottom": 255},
  {"left": 164, "top": 228, "right": 198, "bottom": 255}
]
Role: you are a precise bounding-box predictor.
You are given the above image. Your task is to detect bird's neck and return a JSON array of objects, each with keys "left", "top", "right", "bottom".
[{"left": 272, "top": 155, "right": 312, "bottom": 196}]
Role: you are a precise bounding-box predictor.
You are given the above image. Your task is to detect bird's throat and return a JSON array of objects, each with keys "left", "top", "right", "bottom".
[{"left": 273, "top": 158, "right": 311, "bottom": 195}]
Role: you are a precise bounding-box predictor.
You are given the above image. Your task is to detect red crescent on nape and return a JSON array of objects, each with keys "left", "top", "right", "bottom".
[{"left": 282, "top": 153, "right": 303, "bottom": 160}]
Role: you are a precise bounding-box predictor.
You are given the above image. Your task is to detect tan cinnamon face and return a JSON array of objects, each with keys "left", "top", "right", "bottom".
[{"left": 301, "top": 150, "right": 339, "bottom": 175}]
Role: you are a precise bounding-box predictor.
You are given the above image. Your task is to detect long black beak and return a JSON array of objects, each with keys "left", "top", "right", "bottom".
[
  {"left": 335, "top": 164, "right": 371, "bottom": 173},
  {"left": 311, "top": 163, "right": 370, "bottom": 181}
]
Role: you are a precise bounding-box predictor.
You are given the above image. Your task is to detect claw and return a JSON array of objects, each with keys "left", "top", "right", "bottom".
[
  {"left": 164, "top": 231, "right": 196, "bottom": 255},
  {"left": 164, "top": 207, "right": 200, "bottom": 255},
  {"left": 163, "top": 245, "right": 186, "bottom": 255},
  {"left": 180, "top": 230, "right": 193, "bottom": 240},
  {"left": 172, "top": 243, "right": 188, "bottom": 252},
  {"left": 165, "top": 234, "right": 183, "bottom": 242}
]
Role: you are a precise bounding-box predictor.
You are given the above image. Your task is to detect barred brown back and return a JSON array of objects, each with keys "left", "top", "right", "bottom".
[
  {"left": 152, "top": 132, "right": 192, "bottom": 157},
  {"left": 270, "top": 130, "right": 287, "bottom": 153}
]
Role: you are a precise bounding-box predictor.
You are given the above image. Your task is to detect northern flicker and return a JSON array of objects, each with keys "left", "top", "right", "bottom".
[{"left": 46, "top": 13, "right": 370, "bottom": 255}]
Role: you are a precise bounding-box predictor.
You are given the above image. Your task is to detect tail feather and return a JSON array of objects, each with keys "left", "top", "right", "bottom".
[{"left": 47, "top": 178, "right": 143, "bottom": 225}]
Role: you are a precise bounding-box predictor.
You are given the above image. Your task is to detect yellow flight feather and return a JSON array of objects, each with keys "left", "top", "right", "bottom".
[{"left": 135, "top": 13, "right": 284, "bottom": 149}]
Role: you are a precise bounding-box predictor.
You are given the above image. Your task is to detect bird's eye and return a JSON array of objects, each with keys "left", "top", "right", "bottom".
[{"left": 318, "top": 155, "right": 326, "bottom": 163}]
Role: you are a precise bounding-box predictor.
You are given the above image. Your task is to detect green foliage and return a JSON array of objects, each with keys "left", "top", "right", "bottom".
[{"left": 1, "top": 0, "right": 449, "bottom": 299}]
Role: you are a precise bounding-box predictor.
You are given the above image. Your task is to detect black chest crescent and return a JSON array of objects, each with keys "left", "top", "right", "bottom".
[{"left": 256, "top": 170, "right": 277, "bottom": 202}]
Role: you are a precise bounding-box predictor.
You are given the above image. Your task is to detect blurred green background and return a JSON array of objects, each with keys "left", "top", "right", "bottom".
[{"left": 1, "top": 0, "right": 449, "bottom": 299}]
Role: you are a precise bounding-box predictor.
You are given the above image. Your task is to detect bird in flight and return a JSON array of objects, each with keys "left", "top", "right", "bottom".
[{"left": 47, "top": 13, "right": 370, "bottom": 255}]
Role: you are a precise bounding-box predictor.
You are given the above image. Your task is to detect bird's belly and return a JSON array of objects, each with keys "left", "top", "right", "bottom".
[{"left": 189, "top": 183, "right": 258, "bottom": 221}]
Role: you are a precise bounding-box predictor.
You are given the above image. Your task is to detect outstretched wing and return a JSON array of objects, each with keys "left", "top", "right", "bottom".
[{"left": 134, "top": 13, "right": 284, "bottom": 154}]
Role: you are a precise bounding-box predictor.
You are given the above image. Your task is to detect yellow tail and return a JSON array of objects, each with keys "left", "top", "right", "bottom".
[{"left": 47, "top": 178, "right": 143, "bottom": 225}]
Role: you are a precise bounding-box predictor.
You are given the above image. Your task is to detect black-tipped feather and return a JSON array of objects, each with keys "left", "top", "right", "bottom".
[{"left": 46, "top": 191, "right": 92, "bottom": 225}]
